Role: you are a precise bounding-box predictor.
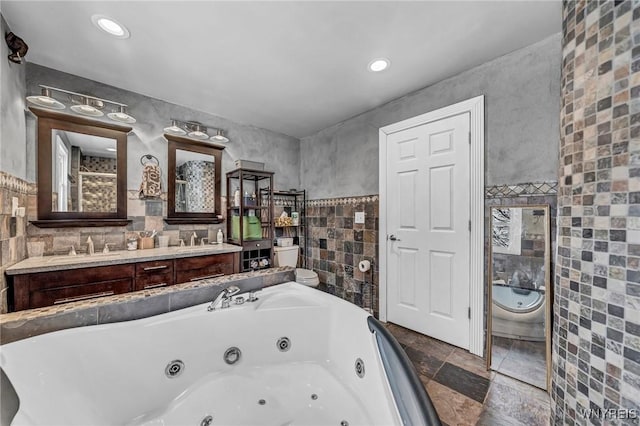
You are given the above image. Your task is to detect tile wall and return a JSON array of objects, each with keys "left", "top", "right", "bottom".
[
  {"left": 555, "top": 0, "right": 640, "bottom": 423},
  {"left": 0, "top": 172, "right": 32, "bottom": 313},
  {"left": 305, "top": 195, "right": 379, "bottom": 315},
  {"left": 25, "top": 190, "right": 228, "bottom": 256}
]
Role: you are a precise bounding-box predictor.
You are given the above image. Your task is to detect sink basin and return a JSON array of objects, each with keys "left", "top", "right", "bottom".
[{"left": 46, "top": 253, "right": 122, "bottom": 264}]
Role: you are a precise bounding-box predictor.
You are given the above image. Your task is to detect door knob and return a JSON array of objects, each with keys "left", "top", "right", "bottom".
[{"left": 388, "top": 234, "right": 401, "bottom": 241}]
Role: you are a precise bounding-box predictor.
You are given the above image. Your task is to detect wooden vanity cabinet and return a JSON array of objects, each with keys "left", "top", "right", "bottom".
[
  {"left": 12, "top": 264, "right": 135, "bottom": 311},
  {"left": 9, "top": 252, "right": 240, "bottom": 311}
]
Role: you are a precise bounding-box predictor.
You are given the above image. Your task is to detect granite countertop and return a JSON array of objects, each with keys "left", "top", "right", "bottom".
[{"left": 5, "top": 243, "right": 243, "bottom": 275}]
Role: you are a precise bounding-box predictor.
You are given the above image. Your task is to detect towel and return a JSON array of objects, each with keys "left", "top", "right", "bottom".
[{"left": 139, "top": 164, "right": 162, "bottom": 198}]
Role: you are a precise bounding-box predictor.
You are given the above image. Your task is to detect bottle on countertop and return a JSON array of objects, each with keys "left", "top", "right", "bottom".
[{"left": 217, "top": 228, "right": 224, "bottom": 244}]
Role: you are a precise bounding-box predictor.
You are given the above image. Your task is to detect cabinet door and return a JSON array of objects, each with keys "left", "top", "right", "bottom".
[
  {"left": 175, "top": 253, "right": 237, "bottom": 283},
  {"left": 30, "top": 279, "right": 133, "bottom": 308}
]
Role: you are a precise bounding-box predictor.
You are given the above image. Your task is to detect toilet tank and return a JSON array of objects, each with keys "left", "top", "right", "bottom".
[{"left": 273, "top": 245, "right": 299, "bottom": 267}]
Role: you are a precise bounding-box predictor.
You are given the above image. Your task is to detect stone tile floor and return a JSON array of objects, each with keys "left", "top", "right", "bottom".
[
  {"left": 385, "top": 323, "right": 551, "bottom": 426},
  {"left": 491, "top": 335, "right": 547, "bottom": 390}
]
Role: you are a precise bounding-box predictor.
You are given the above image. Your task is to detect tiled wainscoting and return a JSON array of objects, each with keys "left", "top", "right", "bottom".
[
  {"left": 305, "top": 196, "right": 379, "bottom": 315},
  {"left": 0, "top": 172, "right": 32, "bottom": 313}
]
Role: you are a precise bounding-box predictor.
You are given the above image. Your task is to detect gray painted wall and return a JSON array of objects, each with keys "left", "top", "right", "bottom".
[
  {"left": 0, "top": 15, "right": 27, "bottom": 180},
  {"left": 300, "top": 33, "right": 562, "bottom": 199},
  {"left": 25, "top": 64, "right": 300, "bottom": 193}
]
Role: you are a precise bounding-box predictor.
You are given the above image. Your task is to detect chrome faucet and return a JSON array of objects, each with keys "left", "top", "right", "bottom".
[
  {"left": 208, "top": 285, "right": 241, "bottom": 311},
  {"left": 86, "top": 236, "right": 94, "bottom": 256},
  {"left": 190, "top": 232, "right": 197, "bottom": 247}
]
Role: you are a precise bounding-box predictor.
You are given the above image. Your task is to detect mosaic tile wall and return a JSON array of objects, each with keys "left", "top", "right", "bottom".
[
  {"left": 177, "top": 160, "right": 216, "bottom": 212},
  {"left": 0, "top": 172, "right": 32, "bottom": 313},
  {"left": 554, "top": 1, "right": 640, "bottom": 423},
  {"left": 305, "top": 195, "right": 379, "bottom": 315}
]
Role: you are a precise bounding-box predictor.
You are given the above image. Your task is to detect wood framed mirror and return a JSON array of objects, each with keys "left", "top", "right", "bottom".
[
  {"left": 30, "top": 107, "right": 132, "bottom": 227},
  {"left": 165, "top": 133, "right": 224, "bottom": 224},
  {"left": 486, "top": 204, "right": 552, "bottom": 391}
]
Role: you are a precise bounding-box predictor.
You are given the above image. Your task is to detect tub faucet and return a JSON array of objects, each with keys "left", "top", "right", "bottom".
[{"left": 208, "top": 285, "right": 241, "bottom": 311}]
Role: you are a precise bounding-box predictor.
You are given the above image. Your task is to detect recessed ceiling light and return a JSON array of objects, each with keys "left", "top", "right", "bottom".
[
  {"left": 91, "top": 14, "right": 130, "bottom": 39},
  {"left": 368, "top": 58, "right": 390, "bottom": 72}
]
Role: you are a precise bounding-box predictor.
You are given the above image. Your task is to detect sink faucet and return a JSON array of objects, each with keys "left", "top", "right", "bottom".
[
  {"left": 208, "top": 285, "right": 241, "bottom": 311},
  {"left": 86, "top": 236, "right": 94, "bottom": 256},
  {"left": 190, "top": 232, "right": 197, "bottom": 247}
]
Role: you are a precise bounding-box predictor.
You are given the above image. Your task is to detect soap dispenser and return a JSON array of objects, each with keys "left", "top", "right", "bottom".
[{"left": 217, "top": 229, "right": 224, "bottom": 244}]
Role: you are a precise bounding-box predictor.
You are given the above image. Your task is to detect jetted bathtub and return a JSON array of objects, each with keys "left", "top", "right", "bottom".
[{"left": 0, "top": 282, "right": 440, "bottom": 426}]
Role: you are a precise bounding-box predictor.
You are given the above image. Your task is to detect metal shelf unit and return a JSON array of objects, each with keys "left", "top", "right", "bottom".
[{"left": 226, "top": 168, "right": 274, "bottom": 272}]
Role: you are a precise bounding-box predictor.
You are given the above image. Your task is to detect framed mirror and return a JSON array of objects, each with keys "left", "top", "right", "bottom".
[
  {"left": 30, "top": 107, "right": 131, "bottom": 227},
  {"left": 487, "top": 204, "right": 551, "bottom": 391},
  {"left": 165, "top": 133, "right": 224, "bottom": 224}
]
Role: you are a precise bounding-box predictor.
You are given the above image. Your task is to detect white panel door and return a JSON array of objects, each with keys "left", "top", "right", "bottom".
[{"left": 386, "top": 112, "right": 470, "bottom": 349}]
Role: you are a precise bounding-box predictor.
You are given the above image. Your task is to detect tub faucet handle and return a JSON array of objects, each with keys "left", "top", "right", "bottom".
[{"left": 208, "top": 285, "right": 241, "bottom": 311}]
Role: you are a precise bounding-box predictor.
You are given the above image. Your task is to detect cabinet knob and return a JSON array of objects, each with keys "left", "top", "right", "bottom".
[{"left": 256, "top": 243, "right": 260, "bottom": 247}]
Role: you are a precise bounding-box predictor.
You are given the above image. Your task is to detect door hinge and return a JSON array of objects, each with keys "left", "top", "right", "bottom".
[
  {"left": 468, "top": 307, "right": 471, "bottom": 319},
  {"left": 468, "top": 220, "right": 471, "bottom": 232},
  {"left": 468, "top": 132, "right": 471, "bottom": 144}
]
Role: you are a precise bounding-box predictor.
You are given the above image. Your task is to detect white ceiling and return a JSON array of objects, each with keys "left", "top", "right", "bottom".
[{"left": 1, "top": 1, "right": 561, "bottom": 139}]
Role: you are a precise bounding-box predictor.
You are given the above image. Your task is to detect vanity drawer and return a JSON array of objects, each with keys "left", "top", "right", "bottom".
[
  {"left": 175, "top": 253, "right": 238, "bottom": 283},
  {"left": 135, "top": 260, "right": 174, "bottom": 276},
  {"left": 30, "top": 279, "right": 133, "bottom": 309},
  {"left": 12, "top": 264, "right": 135, "bottom": 311}
]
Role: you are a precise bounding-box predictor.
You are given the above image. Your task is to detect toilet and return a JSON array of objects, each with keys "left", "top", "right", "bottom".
[{"left": 273, "top": 245, "right": 319, "bottom": 287}]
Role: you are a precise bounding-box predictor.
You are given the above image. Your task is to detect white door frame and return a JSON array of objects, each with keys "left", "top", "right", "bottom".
[{"left": 379, "top": 95, "right": 485, "bottom": 357}]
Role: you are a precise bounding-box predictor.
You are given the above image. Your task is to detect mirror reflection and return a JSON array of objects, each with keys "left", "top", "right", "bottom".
[
  {"left": 175, "top": 149, "right": 216, "bottom": 213},
  {"left": 51, "top": 130, "right": 117, "bottom": 213},
  {"left": 489, "top": 205, "right": 550, "bottom": 390}
]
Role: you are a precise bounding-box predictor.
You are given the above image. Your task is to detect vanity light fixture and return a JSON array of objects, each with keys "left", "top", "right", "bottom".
[
  {"left": 107, "top": 105, "right": 136, "bottom": 124},
  {"left": 71, "top": 97, "right": 104, "bottom": 117},
  {"left": 163, "top": 120, "right": 187, "bottom": 135},
  {"left": 164, "top": 118, "right": 229, "bottom": 143},
  {"left": 91, "top": 14, "right": 130, "bottom": 39},
  {"left": 186, "top": 123, "right": 209, "bottom": 140},
  {"left": 26, "top": 85, "right": 136, "bottom": 123},
  {"left": 26, "top": 87, "right": 65, "bottom": 110},
  {"left": 368, "top": 58, "right": 390, "bottom": 72},
  {"left": 210, "top": 129, "right": 229, "bottom": 143}
]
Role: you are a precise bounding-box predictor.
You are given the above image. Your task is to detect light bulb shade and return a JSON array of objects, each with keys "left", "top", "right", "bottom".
[
  {"left": 164, "top": 120, "right": 186, "bottom": 135},
  {"left": 107, "top": 106, "right": 136, "bottom": 123},
  {"left": 188, "top": 129, "right": 209, "bottom": 140},
  {"left": 71, "top": 98, "right": 104, "bottom": 117},
  {"left": 186, "top": 123, "right": 209, "bottom": 139},
  {"left": 210, "top": 129, "right": 229, "bottom": 142},
  {"left": 26, "top": 88, "right": 65, "bottom": 110}
]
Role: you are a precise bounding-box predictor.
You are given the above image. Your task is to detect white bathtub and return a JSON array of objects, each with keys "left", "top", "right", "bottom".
[{"left": 0, "top": 282, "right": 439, "bottom": 426}]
